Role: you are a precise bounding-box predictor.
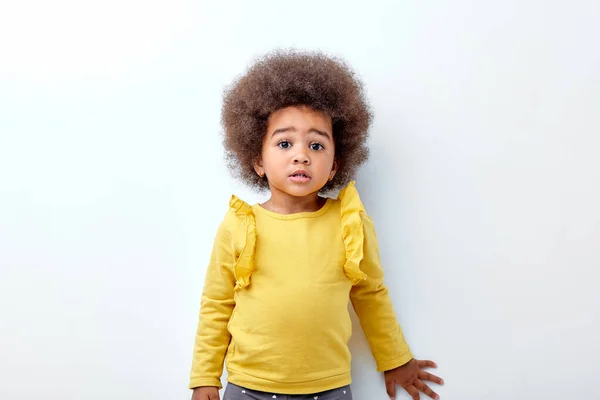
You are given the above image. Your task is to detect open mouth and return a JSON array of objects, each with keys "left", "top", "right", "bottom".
[{"left": 289, "top": 171, "right": 311, "bottom": 182}]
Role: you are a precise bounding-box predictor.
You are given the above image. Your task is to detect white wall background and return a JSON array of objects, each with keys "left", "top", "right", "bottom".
[{"left": 1, "top": 1, "right": 599, "bottom": 399}]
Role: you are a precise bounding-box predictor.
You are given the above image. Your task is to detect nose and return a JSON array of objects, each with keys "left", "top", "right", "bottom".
[{"left": 293, "top": 153, "right": 310, "bottom": 165}]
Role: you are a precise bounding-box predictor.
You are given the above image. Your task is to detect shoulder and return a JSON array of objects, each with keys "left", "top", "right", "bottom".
[
  {"left": 335, "top": 181, "right": 377, "bottom": 233},
  {"left": 336, "top": 181, "right": 374, "bottom": 220},
  {"left": 215, "top": 195, "right": 254, "bottom": 240}
]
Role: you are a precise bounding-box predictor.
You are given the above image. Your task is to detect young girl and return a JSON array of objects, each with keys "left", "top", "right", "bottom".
[{"left": 190, "top": 50, "right": 443, "bottom": 400}]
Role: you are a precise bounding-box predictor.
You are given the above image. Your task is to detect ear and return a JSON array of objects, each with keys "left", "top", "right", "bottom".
[
  {"left": 329, "top": 160, "right": 338, "bottom": 181},
  {"left": 253, "top": 157, "right": 265, "bottom": 178}
]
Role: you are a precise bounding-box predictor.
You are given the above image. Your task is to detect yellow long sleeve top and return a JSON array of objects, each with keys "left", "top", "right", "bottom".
[{"left": 189, "top": 182, "right": 413, "bottom": 394}]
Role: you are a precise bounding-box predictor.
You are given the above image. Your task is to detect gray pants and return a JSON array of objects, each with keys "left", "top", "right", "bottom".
[{"left": 223, "top": 383, "right": 353, "bottom": 400}]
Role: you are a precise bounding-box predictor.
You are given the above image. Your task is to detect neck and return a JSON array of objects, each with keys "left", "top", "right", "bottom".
[{"left": 262, "top": 187, "right": 326, "bottom": 215}]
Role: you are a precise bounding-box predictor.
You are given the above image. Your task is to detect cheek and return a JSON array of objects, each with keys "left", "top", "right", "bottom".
[
  {"left": 315, "top": 155, "right": 335, "bottom": 172},
  {"left": 323, "top": 151, "right": 336, "bottom": 166},
  {"left": 262, "top": 149, "right": 286, "bottom": 168}
]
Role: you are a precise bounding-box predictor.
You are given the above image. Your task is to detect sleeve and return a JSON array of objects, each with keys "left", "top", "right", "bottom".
[
  {"left": 189, "top": 212, "right": 237, "bottom": 389},
  {"left": 349, "top": 213, "right": 414, "bottom": 372}
]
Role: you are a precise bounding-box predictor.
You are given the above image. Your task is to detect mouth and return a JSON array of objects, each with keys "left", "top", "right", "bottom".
[{"left": 289, "top": 170, "right": 311, "bottom": 182}]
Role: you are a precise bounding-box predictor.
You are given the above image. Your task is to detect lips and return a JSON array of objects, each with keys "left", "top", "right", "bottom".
[
  {"left": 290, "top": 170, "right": 311, "bottom": 179},
  {"left": 289, "top": 170, "right": 311, "bottom": 183}
]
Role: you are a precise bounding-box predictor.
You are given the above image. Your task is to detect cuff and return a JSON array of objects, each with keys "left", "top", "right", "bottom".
[
  {"left": 189, "top": 377, "right": 223, "bottom": 390},
  {"left": 375, "top": 350, "right": 414, "bottom": 372}
]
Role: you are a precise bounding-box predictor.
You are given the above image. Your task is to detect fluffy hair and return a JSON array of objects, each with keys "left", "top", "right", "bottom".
[{"left": 221, "top": 49, "right": 372, "bottom": 192}]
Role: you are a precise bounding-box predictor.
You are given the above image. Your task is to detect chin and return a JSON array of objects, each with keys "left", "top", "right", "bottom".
[
  {"left": 285, "top": 187, "right": 319, "bottom": 197},
  {"left": 275, "top": 181, "right": 325, "bottom": 197}
]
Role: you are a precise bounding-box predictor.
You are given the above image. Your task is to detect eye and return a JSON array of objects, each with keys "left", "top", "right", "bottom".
[
  {"left": 277, "top": 140, "right": 292, "bottom": 149},
  {"left": 310, "top": 142, "right": 324, "bottom": 151}
]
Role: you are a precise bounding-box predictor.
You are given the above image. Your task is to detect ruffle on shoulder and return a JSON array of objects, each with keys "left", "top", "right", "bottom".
[
  {"left": 229, "top": 195, "right": 256, "bottom": 290},
  {"left": 338, "top": 181, "right": 368, "bottom": 285}
]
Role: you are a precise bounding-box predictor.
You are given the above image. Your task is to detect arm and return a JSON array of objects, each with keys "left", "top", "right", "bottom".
[
  {"left": 350, "top": 213, "right": 443, "bottom": 399},
  {"left": 349, "top": 213, "right": 413, "bottom": 372},
  {"left": 189, "top": 214, "right": 237, "bottom": 390}
]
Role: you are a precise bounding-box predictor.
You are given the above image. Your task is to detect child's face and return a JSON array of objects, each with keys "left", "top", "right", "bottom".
[{"left": 254, "top": 105, "right": 337, "bottom": 199}]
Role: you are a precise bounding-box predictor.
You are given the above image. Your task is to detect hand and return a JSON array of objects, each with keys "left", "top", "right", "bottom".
[
  {"left": 191, "top": 386, "right": 220, "bottom": 400},
  {"left": 384, "top": 358, "right": 443, "bottom": 400}
]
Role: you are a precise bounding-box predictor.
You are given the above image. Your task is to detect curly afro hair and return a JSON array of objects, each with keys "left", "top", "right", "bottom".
[{"left": 221, "top": 49, "right": 373, "bottom": 192}]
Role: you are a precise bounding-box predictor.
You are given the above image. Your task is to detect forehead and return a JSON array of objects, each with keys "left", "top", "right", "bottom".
[{"left": 267, "top": 105, "right": 332, "bottom": 130}]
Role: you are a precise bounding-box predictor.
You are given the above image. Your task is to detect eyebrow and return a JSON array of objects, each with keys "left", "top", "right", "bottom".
[{"left": 271, "top": 126, "right": 331, "bottom": 139}]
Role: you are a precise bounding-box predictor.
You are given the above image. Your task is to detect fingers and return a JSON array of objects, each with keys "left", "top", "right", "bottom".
[
  {"left": 415, "top": 379, "right": 439, "bottom": 400},
  {"left": 406, "top": 384, "right": 421, "bottom": 400},
  {"left": 199, "top": 391, "right": 218, "bottom": 400},
  {"left": 191, "top": 387, "right": 220, "bottom": 400},
  {"left": 385, "top": 378, "right": 397, "bottom": 399},
  {"left": 418, "top": 370, "right": 444, "bottom": 385},
  {"left": 416, "top": 359, "right": 437, "bottom": 369}
]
